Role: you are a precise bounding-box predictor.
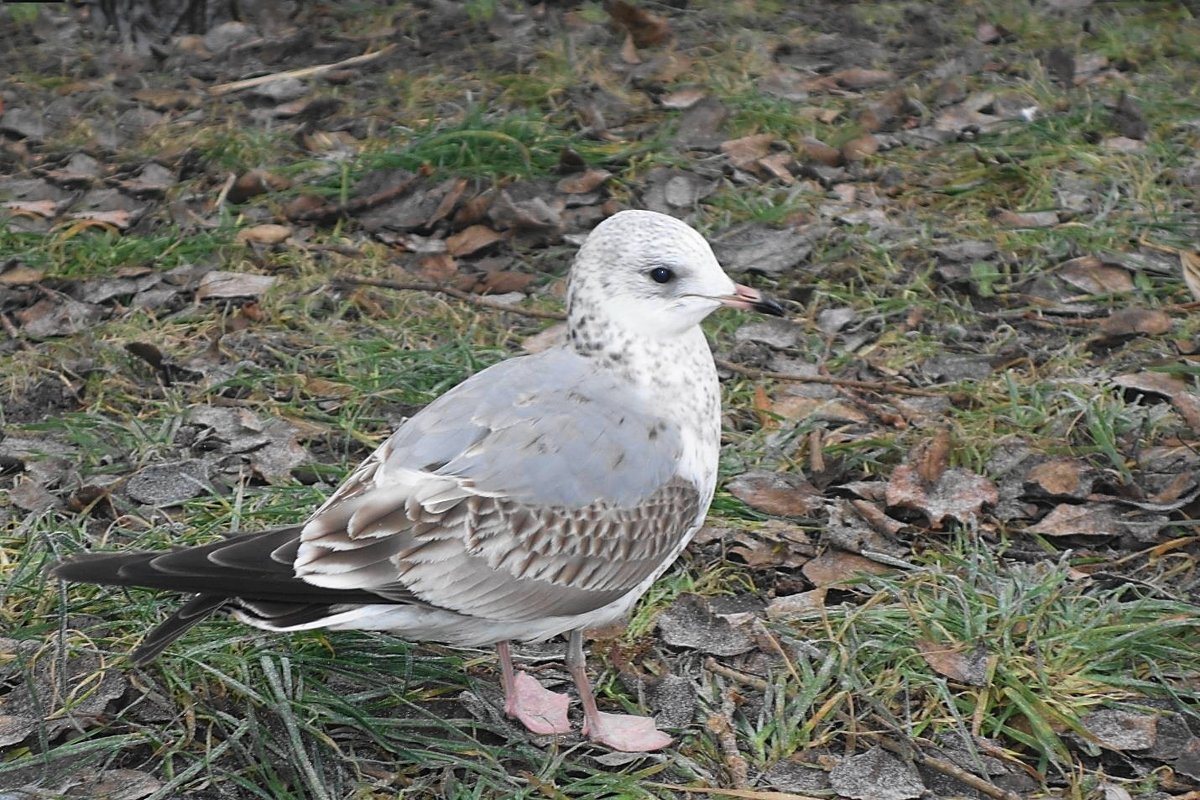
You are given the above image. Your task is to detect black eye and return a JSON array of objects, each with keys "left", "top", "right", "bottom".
[{"left": 649, "top": 267, "right": 674, "bottom": 284}]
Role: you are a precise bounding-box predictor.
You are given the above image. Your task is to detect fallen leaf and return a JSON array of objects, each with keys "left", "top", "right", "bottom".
[
  {"left": 1024, "top": 459, "right": 1093, "bottom": 499},
  {"left": 656, "top": 594, "right": 755, "bottom": 656},
  {"left": 1056, "top": 256, "right": 1134, "bottom": 295},
  {"left": 757, "top": 152, "right": 796, "bottom": 184},
  {"left": 798, "top": 136, "right": 842, "bottom": 167},
  {"left": 2, "top": 199, "right": 58, "bottom": 218},
  {"left": 916, "top": 430, "right": 952, "bottom": 486},
  {"left": 841, "top": 134, "right": 879, "bottom": 162},
  {"left": 14, "top": 295, "right": 104, "bottom": 337},
  {"left": 235, "top": 223, "right": 292, "bottom": 245},
  {"left": 605, "top": 0, "right": 671, "bottom": 48},
  {"left": 1027, "top": 503, "right": 1118, "bottom": 537},
  {"left": 720, "top": 133, "right": 775, "bottom": 171},
  {"left": 829, "top": 746, "right": 924, "bottom": 800},
  {"left": 64, "top": 209, "right": 132, "bottom": 230},
  {"left": 1103, "top": 136, "right": 1147, "bottom": 153},
  {"left": 620, "top": 32, "right": 641, "bottom": 65},
  {"left": 1081, "top": 709, "right": 1158, "bottom": 751},
  {"left": 475, "top": 271, "right": 535, "bottom": 295},
  {"left": 446, "top": 224, "right": 504, "bottom": 256},
  {"left": 556, "top": 168, "right": 612, "bottom": 195},
  {"left": 915, "top": 639, "right": 990, "bottom": 685},
  {"left": 417, "top": 253, "right": 458, "bottom": 283},
  {"left": 660, "top": 88, "right": 707, "bottom": 109},
  {"left": 766, "top": 588, "right": 827, "bottom": 620},
  {"left": 727, "top": 471, "right": 823, "bottom": 517},
  {"left": 0, "top": 264, "right": 44, "bottom": 285},
  {"left": 886, "top": 463, "right": 998, "bottom": 528},
  {"left": 829, "top": 68, "right": 896, "bottom": 90},
  {"left": 196, "top": 271, "right": 277, "bottom": 300},
  {"left": 1098, "top": 308, "right": 1171, "bottom": 338},
  {"left": 801, "top": 549, "right": 892, "bottom": 588}
]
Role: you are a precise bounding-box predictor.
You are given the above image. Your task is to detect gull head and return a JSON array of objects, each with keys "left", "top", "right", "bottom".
[{"left": 567, "top": 210, "right": 783, "bottom": 340}]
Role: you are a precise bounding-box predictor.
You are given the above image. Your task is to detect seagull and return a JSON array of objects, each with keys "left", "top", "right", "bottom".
[{"left": 53, "top": 209, "right": 784, "bottom": 752}]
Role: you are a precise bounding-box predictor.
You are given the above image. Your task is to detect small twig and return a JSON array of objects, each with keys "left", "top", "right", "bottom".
[
  {"left": 714, "top": 358, "right": 943, "bottom": 398},
  {"left": 703, "top": 657, "right": 769, "bottom": 691},
  {"left": 706, "top": 689, "right": 750, "bottom": 789},
  {"left": 207, "top": 44, "right": 397, "bottom": 96},
  {"left": 339, "top": 276, "right": 567, "bottom": 320},
  {"left": 213, "top": 172, "right": 236, "bottom": 210},
  {"left": 290, "top": 173, "right": 421, "bottom": 224}
]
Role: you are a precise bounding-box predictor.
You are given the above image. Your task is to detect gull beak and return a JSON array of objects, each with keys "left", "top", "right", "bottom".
[{"left": 719, "top": 283, "right": 786, "bottom": 317}]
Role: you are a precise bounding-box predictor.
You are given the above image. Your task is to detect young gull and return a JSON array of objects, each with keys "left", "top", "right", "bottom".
[{"left": 53, "top": 209, "right": 784, "bottom": 752}]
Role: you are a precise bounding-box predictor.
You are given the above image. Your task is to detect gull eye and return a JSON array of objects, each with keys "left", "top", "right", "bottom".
[{"left": 649, "top": 266, "right": 675, "bottom": 284}]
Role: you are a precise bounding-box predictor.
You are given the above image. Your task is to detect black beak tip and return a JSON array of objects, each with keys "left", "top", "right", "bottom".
[{"left": 754, "top": 296, "right": 787, "bottom": 317}]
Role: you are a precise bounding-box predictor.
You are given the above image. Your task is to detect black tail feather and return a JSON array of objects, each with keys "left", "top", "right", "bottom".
[{"left": 52, "top": 526, "right": 398, "bottom": 663}]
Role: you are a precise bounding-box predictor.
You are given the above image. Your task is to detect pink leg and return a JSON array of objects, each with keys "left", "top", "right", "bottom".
[
  {"left": 496, "top": 641, "right": 571, "bottom": 735},
  {"left": 565, "top": 630, "right": 672, "bottom": 752}
]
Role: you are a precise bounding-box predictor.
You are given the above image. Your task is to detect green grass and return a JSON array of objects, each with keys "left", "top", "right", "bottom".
[{"left": 3, "top": 0, "right": 1200, "bottom": 796}]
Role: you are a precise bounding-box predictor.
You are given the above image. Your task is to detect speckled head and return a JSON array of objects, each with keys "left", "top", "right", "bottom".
[{"left": 566, "top": 210, "right": 740, "bottom": 340}]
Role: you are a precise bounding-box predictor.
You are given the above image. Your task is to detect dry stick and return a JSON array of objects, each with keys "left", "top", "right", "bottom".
[
  {"left": 207, "top": 44, "right": 397, "bottom": 96},
  {"left": 343, "top": 275, "right": 943, "bottom": 394},
  {"left": 704, "top": 657, "right": 770, "bottom": 692}
]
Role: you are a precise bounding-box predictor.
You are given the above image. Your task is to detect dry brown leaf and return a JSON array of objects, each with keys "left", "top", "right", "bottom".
[
  {"left": 605, "top": 0, "right": 671, "bottom": 47},
  {"left": 1025, "top": 459, "right": 1092, "bottom": 499},
  {"left": 417, "top": 253, "right": 458, "bottom": 284},
  {"left": 660, "top": 88, "right": 707, "bottom": 110},
  {"left": 522, "top": 322, "right": 567, "bottom": 354},
  {"left": 886, "top": 463, "right": 998, "bottom": 528},
  {"left": 727, "top": 471, "right": 823, "bottom": 518},
  {"left": 830, "top": 67, "right": 896, "bottom": 90},
  {"left": 475, "top": 271, "right": 535, "bottom": 295},
  {"left": 766, "top": 588, "right": 827, "bottom": 620},
  {"left": 1056, "top": 255, "right": 1134, "bottom": 295},
  {"left": 0, "top": 265, "right": 44, "bottom": 285},
  {"left": 196, "top": 271, "right": 276, "bottom": 300},
  {"left": 752, "top": 385, "right": 776, "bottom": 429},
  {"left": 1099, "top": 308, "right": 1172, "bottom": 338},
  {"left": 2, "top": 199, "right": 58, "bottom": 218},
  {"left": 841, "top": 134, "right": 879, "bottom": 162},
  {"left": 915, "top": 639, "right": 990, "bottom": 685},
  {"left": 1027, "top": 503, "right": 1117, "bottom": 537},
  {"left": 620, "top": 32, "right": 641, "bottom": 65},
  {"left": 801, "top": 549, "right": 892, "bottom": 588},
  {"left": 446, "top": 225, "right": 504, "bottom": 257},
  {"left": 916, "top": 430, "right": 952, "bottom": 485},
  {"left": 720, "top": 133, "right": 775, "bottom": 171},
  {"left": 756, "top": 152, "right": 796, "bottom": 184},
  {"left": 769, "top": 394, "right": 868, "bottom": 424},
  {"left": 235, "top": 223, "right": 291, "bottom": 245},
  {"left": 1180, "top": 250, "right": 1200, "bottom": 301},
  {"left": 64, "top": 210, "right": 131, "bottom": 231},
  {"left": 798, "top": 136, "right": 842, "bottom": 167},
  {"left": 556, "top": 168, "right": 612, "bottom": 195}
]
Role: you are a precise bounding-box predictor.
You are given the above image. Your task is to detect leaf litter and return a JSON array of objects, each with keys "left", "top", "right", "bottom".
[{"left": 1, "top": 0, "right": 1199, "bottom": 798}]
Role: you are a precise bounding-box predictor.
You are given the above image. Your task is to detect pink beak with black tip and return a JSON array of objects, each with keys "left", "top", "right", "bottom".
[{"left": 719, "top": 283, "right": 786, "bottom": 316}]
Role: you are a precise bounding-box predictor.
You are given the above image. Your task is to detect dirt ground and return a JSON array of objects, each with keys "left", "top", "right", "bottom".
[{"left": 2, "top": 1, "right": 1199, "bottom": 798}]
